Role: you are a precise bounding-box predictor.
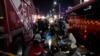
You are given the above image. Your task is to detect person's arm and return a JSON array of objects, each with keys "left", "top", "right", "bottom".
[
  {"left": 38, "top": 44, "right": 47, "bottom": 53},
  {"left": 35, "top": 52, "right": 41, "bottom": 55}
]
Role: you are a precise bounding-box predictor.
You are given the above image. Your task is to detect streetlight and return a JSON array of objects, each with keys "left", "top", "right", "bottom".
[
  {"left": 53, "top": 0, "right": 60, "bottom": 19},
  {"left": 53, "top": 1, "right": 57, "bottom": 19},
  {"left": 59, "top": 3, "right": 61, "bottom": 19},
  {"left": 53, "top": 1, "right": 57, "bottom": 5}
]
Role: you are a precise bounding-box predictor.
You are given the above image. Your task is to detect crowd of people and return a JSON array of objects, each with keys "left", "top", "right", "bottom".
[{"left": 28, "top": 18, "right": 78, "bottom": 56}]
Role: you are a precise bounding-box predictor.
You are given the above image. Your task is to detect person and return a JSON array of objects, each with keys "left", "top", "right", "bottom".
[
  {"left": 28, "top": 40, "right": 47, "bottom": 56},
  {"left": 57, "top": 37, "right": 71, "bottom": 47},
  {"left": 57, "top": 36, "right": 71, "bottom": 51},
  {"left": 68, "top": 30, "right": 77, "bottom": 49},
  {"left": 34, "top": 31, "right": 42, "bottom": 42},
  {"left": 62, "top": 20, "right": 69, "bottom": 37}
]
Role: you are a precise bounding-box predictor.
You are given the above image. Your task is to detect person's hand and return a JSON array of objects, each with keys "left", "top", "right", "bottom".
[
  {"left": 35, "top": 52, "right": 41, "bottom": 55},
  {"left": 44, "top": 50, "right": 48, "bottom": 53}
]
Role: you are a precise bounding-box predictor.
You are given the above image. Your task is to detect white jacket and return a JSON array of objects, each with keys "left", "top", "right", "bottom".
[{"left": 68, "top": 33, "right": 77, "bottom": 48}]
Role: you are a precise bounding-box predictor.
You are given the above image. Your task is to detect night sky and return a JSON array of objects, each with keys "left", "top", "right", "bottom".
[
  {"left": 33, "top": 0, "right": 74, "bottom": 15},
  {"left": 33, "top": 0, "right": 53, "bottom": 15}
]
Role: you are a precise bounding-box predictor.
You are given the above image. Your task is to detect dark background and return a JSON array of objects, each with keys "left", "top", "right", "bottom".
[{"left": 33, "top": 0, "right": 74, "bottom": 15}]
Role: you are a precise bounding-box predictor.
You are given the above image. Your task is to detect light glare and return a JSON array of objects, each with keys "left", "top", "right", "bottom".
[
  {"left": 84, "top": 0, "right": 89, "bottom": 2},
  {"left": 54, "top": 1, "right": 57, "bottom": 5}
]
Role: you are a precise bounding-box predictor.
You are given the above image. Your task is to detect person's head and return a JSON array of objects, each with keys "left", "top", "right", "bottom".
[{"left": 33, "top": 40, "right": 40, "bottom": 47}]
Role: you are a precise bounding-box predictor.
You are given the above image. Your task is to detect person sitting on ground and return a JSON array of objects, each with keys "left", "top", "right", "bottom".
[
  {"left": 68, "top": 30, "right": 77, "bottom": 49},
  {"left": 29, "top": 40, "right": 47, "bottom": 56},
  {"left": 57, "top": 30, "right": 77, "bottom": 49}
]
